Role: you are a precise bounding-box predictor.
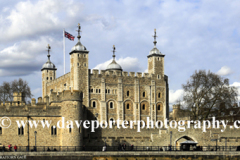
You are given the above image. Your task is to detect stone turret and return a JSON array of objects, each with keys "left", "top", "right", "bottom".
[
  {"left": 69, "top": 23, "right": 89, "bottom": 107},
  {"left": 41, "top": 44, "right": 57, "bottom": 99},
  {"left": 147, "top": 29, "right": 165, "bottom": 79}
]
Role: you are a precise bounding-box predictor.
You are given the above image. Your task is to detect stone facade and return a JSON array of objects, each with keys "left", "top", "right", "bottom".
[{"left": 0, "top": 25, "right": 239, "bottom": 148}]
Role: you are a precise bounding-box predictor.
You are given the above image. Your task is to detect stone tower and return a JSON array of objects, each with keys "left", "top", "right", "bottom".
[
  {"left": 147, "top": 29, "right": 165, "bottom": 79},
  {"left": 41, "top": 44, "right": 57, "bottom": 98},
  {"left": 69, "top": 24, "right": 89, "bottom": 107}
]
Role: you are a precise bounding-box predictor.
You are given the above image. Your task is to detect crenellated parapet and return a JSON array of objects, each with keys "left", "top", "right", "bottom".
[
  {"left": 49, "top": 90, "right": 82, "bottom": 102},
  {"left": 0, "top": 95, "right": 61, "bottom": 117},
  {"left": 90, "top": 69, "right": 154, "bottom": 79},
  {"left": 173, "top": 104, "right": 180, "bottom": 110}
]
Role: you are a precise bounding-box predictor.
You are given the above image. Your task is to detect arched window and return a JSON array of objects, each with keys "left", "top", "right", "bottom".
[
  {"left": 142, "top": 104, "right": 145, "bottom": 110},
  {"left": 143, "top": 92, "right": 145, "bottom": 97},
  {"left": 110, "top": 118, "right": 114, "bottom": 124},
  {"left": 93, "top": 101, "right": 96, "bottom": 108},
  {"left": 96, "top": 89, "right": 98, "bottom": 93},
  {"left": 158, "top": 105, "right": 160, "bottom": 110},
  {"left": 127, "top": 91, "right": 129, "bottom": 97},
  {"left": 18, "top": 126, "right": 24, "bottom": 135},
  {"left": 50, "top": 77, "right": 52, "bottom": 80},
  {"left": 51, "top": 126, "right": 57, "bottom": 135},
  {"left": 127, "top": 103, "right": 130, "bottom": 109},
  {"left": 69, "top": 125, "right": 72, "bottom": 133},
  {"left": 158, "top": 93, "right": 161, "bottom": 98},
  {"left": 0, "top": 127, "right": 2, "bottom": 135},
  {"left": 153, "top": 105, "right": 154, "bottom": 110},
  {"left": 46, "top": 77, "right": 48, "bottom": 80},
  {"left": 110, "top": 102, "right": 113, "bottom": 109}
]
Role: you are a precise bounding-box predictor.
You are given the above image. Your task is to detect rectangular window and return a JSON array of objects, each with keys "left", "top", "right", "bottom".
[
  {"left": 51, "top": 126, "right": 57, "bottom": 135},
  {"left": 18, "top": 126, "right": 24, "bottom": 135}
]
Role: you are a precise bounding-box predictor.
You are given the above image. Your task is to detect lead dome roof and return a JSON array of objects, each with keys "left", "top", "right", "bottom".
[
  {"left": 148, "top": 29, "right": 165, "bottom": 57},
  {"left": 106, "top": 45, "right": 122, "bottom": 71},
  {"left": 41, "top": 45, "right": 57, "bottom": 71}
]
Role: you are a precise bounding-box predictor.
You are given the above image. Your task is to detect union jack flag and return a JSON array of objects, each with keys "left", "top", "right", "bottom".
[{"left": 64, "top": 31, "right": 75, "bottom": 41}]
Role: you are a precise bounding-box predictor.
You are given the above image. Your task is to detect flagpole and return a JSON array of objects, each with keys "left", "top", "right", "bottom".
[{"left": 63, "top": 29, "right": 65, "bottom": 74}]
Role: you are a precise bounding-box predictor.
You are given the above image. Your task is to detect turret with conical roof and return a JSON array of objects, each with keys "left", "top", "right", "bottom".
[
  {"left": 106, "top": 45, "right": 122, "bottom": 71},
  {"left": 70, "top": 23, "right": 88, "bottom": 54},
  {"left": 41, "top": 45, "right": 57, "bottom": 71},
  {"left": 41, "top": 44, "right": 57, "bottom": 98},
  {"left": 148, "top": 29, "right": 165, "bottom": 58},
  {"left": 69, "top": 23, "right": 89, "bottom": 108},
  {"left": 147, "top": 29, "right": 165, "bottom": 77}
]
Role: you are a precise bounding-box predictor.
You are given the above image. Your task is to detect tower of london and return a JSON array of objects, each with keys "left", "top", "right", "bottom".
[
  {"left": 1, "top": 24, "right": 240, "bottom": 149},
  {"left": 0, "top": 24, "right": 169, "bottom": 147}
]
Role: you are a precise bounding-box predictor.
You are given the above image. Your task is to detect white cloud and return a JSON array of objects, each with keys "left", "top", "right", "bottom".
[
  {"left": 0, "top": 0, "right": 83, "bottom": 42},
  {"left": 231, "top": 82, "right": 240, "bottom": 87},
  {"left": 169, "top": 89, "right": 184, "bottom": 104},
  {"left": 230, "top": 82, "right": 240, "bottom": 101},
  {"left": 216, "top": 66, "right": 233, "bottom": 76},
  {"left": 94, "top": 57, "right": 143, "bottom": 72},
  {"left": 0, "top": 36, "right": 61, "bottom": 76}
]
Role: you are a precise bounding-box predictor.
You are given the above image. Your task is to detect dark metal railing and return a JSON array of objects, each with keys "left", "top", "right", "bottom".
[{"left": 1, "top": 146, "right": 240, "bottom": 152}]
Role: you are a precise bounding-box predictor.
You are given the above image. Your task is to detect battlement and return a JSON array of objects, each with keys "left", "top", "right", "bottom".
[
  {"left": 173, "top": 104, "right": 180, "bottom": 110},
  {"left": 0, "top": 94, "right": 61, "bottom": 116},
  {"left": 0, "top": 101, "right": 26, "bottom": 107},
  {"left": 49, "top": 90, "right": 82, "bottom": 102},
  {"left": 46, "top": 72, "right": 70, "bottom": 87},
  {"left": 90, "top": 69, "right": 153, "bottom": 78}
]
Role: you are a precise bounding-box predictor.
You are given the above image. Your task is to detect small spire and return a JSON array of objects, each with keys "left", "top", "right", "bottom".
[
  {"left": 112, "top": 45, "right": 116, "bottom": 60},
  {"left": 153, "top": 29, "right": 157, "bottom": 48},
  {"left": 77, "top": 23, "right": 81, "bottom": 43},
  {"left": 47, "top": 44, "right": 51, "bottom": 61}
]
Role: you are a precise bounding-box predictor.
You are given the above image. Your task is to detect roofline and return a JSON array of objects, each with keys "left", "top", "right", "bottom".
[
  {"left": 69, "top": 50, "right": 89, "bottom": 55},
  {"left": 147, "top": 54, "right": 165, "bottom": 58},
  {"left": 105, "top": 68, "right": 123, "bottom": 71},
  {"left": 41, "top": 68, "right": 57, "bottom": 71}
]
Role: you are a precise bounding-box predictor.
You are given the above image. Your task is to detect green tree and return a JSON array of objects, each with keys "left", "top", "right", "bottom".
[{"left": 182, "top": 70, "right": 238, "bottom": 120}]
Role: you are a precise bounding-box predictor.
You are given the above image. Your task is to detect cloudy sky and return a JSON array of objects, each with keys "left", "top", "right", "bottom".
[{"left": 0, "top": 0, "right": 240, "bottom": 110}]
